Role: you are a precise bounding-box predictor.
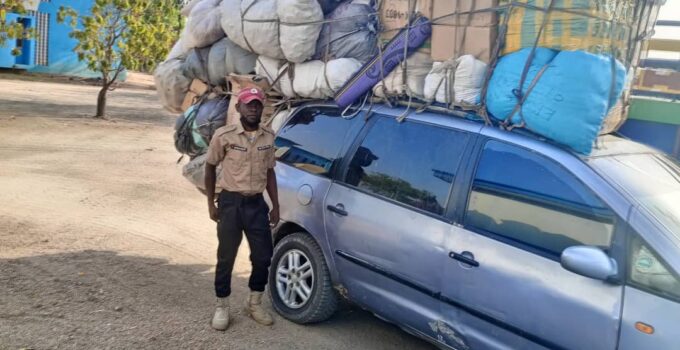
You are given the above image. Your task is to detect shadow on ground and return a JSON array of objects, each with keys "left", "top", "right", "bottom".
[{"left": 0, "top": 250, "right": 433, "bottom": 350}]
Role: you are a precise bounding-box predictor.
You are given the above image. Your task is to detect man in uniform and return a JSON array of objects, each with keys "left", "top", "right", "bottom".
[{"left": 204, "top": 87, "right": 279, "bottom": 331}]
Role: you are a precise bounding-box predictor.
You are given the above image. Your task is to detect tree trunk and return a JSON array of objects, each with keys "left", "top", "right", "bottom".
[{"left": 95, "top": 84, "right": 108, "bottom": 118}]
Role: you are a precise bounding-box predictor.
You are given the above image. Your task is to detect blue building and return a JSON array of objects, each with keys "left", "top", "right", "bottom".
[{"left": 0, "top": 0, "right": 98, "bottom": 78}]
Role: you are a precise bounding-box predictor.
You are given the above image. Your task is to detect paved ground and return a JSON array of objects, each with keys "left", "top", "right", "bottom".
[{"left": 0, "top": 75, "right": 434, "bottom": 350}]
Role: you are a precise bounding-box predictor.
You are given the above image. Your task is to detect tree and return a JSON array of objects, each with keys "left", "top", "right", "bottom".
[
  {"left": 58, "top": 0, "right": 182, "bottom": 118},
  {"left": 0, "top": 0, "right": 34, "bottom": 55}
]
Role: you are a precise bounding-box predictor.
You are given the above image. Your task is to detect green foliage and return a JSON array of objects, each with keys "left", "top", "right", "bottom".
[
  {"left": 0, "top": 0, "right": 36, "bottom": 56},
  {"left": 58, "top": 0, "right": 182, "bottom": 116},
  {"left": 58, "top": 0, "right": 182, "bottom": 80}
]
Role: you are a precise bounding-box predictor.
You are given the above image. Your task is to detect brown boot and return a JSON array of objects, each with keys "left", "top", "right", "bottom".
[{"left": 245, "top": 291, "right": 273, "bottom": 326}]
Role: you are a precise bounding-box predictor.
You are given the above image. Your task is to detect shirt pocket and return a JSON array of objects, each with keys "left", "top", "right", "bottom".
[
  {"left": 255, "top": 144, "right": 273, "bottom": 182},
  {"left": 226, "top": 145, "right": 248, "bottom": 175}
]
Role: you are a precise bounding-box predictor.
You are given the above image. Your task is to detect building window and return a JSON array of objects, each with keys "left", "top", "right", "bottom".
[{"left": 35, "top": 12, "right": 49, "bottom": 66}]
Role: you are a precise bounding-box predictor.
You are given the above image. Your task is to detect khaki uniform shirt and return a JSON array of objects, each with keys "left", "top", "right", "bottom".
[{"left": 206, "top": 123, "right": 276, "bottom": 195}]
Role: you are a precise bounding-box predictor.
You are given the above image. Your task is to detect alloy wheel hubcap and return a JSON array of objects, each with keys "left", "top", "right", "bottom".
[{"left": 276, "top": 249, "right": 314, "bottom": 309}]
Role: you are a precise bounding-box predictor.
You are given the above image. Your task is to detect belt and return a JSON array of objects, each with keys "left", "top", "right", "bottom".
[{"left": 220, "top": 190, "right": 263, "bottom": 202}]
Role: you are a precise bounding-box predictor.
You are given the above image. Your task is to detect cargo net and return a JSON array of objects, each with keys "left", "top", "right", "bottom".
[{"left": 160, "top": 0, "right": 664, "bottom": 155}]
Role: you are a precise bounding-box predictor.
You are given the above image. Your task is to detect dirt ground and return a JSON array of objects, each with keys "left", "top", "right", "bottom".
[{"left": 0, "top": 75, "right": 433, "bottom": 350}]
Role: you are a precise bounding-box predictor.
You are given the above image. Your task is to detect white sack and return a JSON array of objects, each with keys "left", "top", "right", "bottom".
[
  {"left": 279, "top": 58, "right": 362, "bottom": 99},
  {"left": 154, "top": 59, "right": 191, "bottom": 113},
  {"left": 255, "top": 56, "right": 284, "bottom": 85},
  {"left": 373, "top": 52, "right": 433, "bottom": 99},
  {"left": 270, "top": 108, "right": 297, "bottom": 133},
  {"left": 220, "top": 0, "right": 323, "bottom": 62},
  {"left": 278, "top": 0, "right": 324, "bottom": 63},
  {"left": 221, "top": 0, "right": 284, "bottom": 59},
  {"left": 424, "top": 55, "right": 487, "bottom": 105},
  {"left": 184, "top": 0, "right": 225, "bottom": 50},
  {"left": 424, "top": 61, "right": 455, "bottom": 103}
]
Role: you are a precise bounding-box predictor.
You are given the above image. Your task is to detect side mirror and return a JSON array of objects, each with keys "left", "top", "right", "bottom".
[{"left": 561, "top": 246, "right": 618, "bottom": 281}]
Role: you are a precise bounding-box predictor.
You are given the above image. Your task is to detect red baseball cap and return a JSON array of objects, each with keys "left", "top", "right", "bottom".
[{"left": 237, "top": 87, "right": 265, "bottom": 104}]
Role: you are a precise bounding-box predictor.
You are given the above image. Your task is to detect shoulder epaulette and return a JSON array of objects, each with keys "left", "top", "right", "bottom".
[{"left": 215, "top": 124, "right": 238, "bottom": 136}]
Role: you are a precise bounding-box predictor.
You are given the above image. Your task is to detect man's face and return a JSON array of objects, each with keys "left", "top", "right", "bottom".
[{"left": 237, "top": 100, "right": 264, "bottom": 125}]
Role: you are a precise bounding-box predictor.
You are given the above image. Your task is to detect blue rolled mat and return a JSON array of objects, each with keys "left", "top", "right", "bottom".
[{"left": 334, "top": 15, "right": 432, "bottom": 108}]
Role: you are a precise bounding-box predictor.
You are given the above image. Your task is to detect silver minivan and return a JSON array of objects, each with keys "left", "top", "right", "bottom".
[{"left": 267, "top": 103, "right": 680, "bottom": 350}]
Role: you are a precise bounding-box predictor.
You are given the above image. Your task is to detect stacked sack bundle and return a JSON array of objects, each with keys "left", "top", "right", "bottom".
[
  {"left": 155, "top": 0, "right": 665, "bottom": 190},
  {"left": 332, "top": 0, "right": 663, "bottom": 155},
  {"left": 156, "top": 0, "right": 381, "bottom": 105},
  {"left": 154, "top": 0, "right": 257, "bottom": 114},
  {"left": 240, "top": 0, "right": 379, "bottom": 100},
  {"left": 154, "top": 0, "right": 385, "bottom": 192}
]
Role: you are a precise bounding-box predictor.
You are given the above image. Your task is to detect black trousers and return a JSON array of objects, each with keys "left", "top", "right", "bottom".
[{"left": 215, "top": 191, "right": 273, "bottom": 298}]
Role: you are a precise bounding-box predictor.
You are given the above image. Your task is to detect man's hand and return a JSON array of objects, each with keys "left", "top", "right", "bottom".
[
  {"left": 269, "top": 206, "right": 280, "bottom": 227},
  {"left": 209, "top": 203, "right": 219, "bottom": 222}
]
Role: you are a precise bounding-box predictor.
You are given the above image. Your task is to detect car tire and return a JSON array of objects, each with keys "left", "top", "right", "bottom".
[{"left": 269, "top": 232, "right": 338, "bottom": 324}]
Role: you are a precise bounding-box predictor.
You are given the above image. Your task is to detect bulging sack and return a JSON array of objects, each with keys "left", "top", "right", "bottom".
[
  {"left": 183, "top": 0, "right": 225, "bottom": 50},
  {"left": 220, "top": 0, "right": 323, "bottom": 63},
  {"left": 424, "top": 55, "right": 487, "bottom": 105},
  {"left": 194, "top": 97, "right": 230, "bottom": 143},
  {"left": 208, "top": 38, "right": 258, "bottom": 86},
  {"left": 174, "top": 97, "right": 230, "bottom": 157},
  {"left": 155, "top": 58, "right": 191, "bottom": 113},
  {"left": 255, "top": 56, "right": 285, "bottom": 85},
  {"left": 373, "top": 51, "right": 434, "bottom": 99},
  {"left": 314, "top": 1, "right": 378, "bottom": 64},
  {"left": 182, "top": 153, "right": 223, "bottom": 193},
  {"left": 487, "top": 48, "right": 626, "bottom": 154},
  {"left": 183, "top": 46, "right": 211, "bottom": 84},
  {"left": 221, "top": 0, "right": 283, "bottom": 59},
  {"left": 278, "top": 58, "right": 363, "bottom": 99},
  {"left": 278, "top": 0, "right": 324, "bottom": 63},
  {"left": 182, "top": 38, "right": 257, "bottom": 87}
]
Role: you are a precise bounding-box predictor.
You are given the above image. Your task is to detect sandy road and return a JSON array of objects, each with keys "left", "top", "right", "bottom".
[{"left": 0, "top": 75, "right": 433, "bottom": 349}]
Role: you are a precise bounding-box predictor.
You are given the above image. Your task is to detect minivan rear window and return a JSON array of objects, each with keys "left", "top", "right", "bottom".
[{"left": 465, "top": 141, "right": 616, "bottom": 257}]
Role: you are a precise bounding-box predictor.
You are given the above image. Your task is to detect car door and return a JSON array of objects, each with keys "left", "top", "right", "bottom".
[
  {"left": 440, "top": 140, "right": 624, "bottom": 350},
  {"left": 324, "top": 115, "right": 474, "bottom": 342},
  {"left": 274, "top": 105, "right": 364, "bottom": 271}
]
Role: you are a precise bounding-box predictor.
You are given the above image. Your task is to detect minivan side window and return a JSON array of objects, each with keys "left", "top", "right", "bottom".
[
  {"left": 275, "top": 108, "right": 361, "bottom": 177},
  {"left": 629, "top": 236, "right": 680, "bottom": 300},
  {"left": 465, "top": 141, "right": 616, "bottom": 257},
  {"left": 343, "top": 116, "right": 469, "bottom": 216}
]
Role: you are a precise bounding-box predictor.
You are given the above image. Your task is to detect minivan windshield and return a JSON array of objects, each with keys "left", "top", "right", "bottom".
[{"left": 590, "top": 153, "right": 680, "bottom": 242}]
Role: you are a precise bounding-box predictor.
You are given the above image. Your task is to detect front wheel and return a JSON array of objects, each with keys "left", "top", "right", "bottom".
[{"left": 269, "top": 232, "right": 338, "bottom": 324}]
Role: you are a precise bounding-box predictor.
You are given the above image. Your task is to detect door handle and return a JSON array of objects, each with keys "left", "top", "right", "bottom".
[
  {"left": 326, "top": 204, "right": 348, "bottom": 216},
  {"left": 449, "top": 251, "right": 479, "bottom": 267}
]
